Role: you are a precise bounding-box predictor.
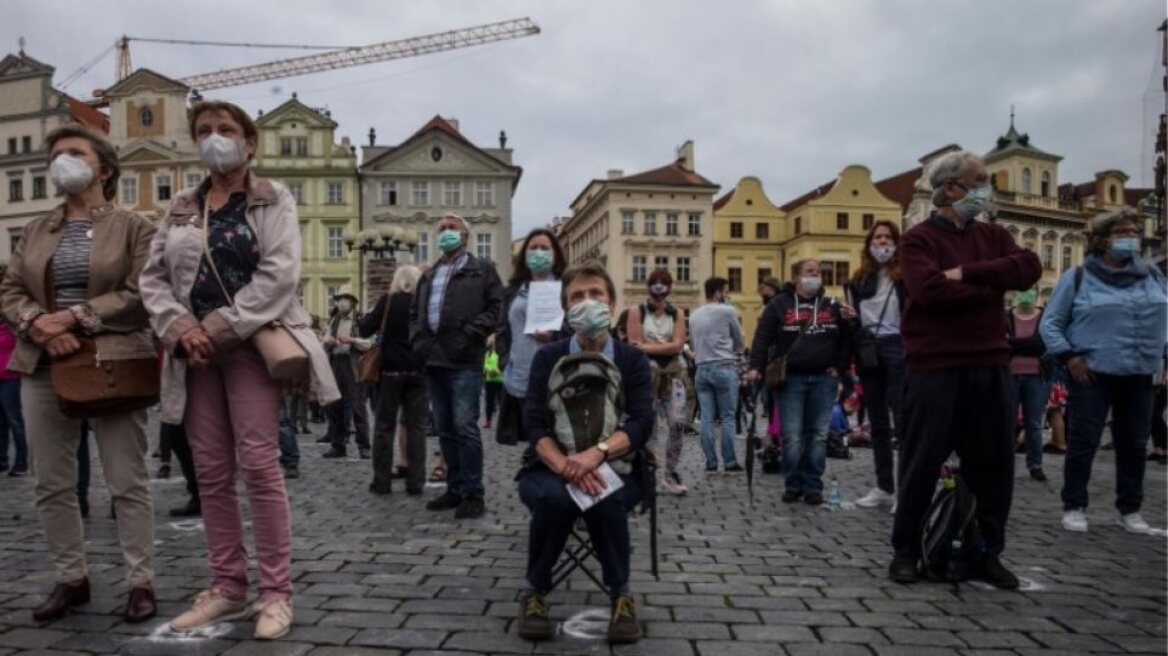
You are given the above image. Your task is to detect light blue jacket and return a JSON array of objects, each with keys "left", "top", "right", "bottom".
[{"left": 1039, "top": 258, "right": 1167, "bottom": 377}]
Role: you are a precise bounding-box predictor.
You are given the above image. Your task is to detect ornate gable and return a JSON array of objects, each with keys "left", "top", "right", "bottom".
[
  {"left": 118, "top": 140, "right": 186, "bottom": 163},
  {"left": 364, "top": 132, "right": 505, "bottom": 175},
  {"left": 102, "top": 68, "right": 189, "bottom": 98}
]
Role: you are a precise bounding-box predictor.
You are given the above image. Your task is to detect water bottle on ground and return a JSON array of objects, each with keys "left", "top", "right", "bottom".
[
  {"left": 827, "top": 478, "right": 843, "bottom": 510},
  {"left": 946, "top": 538, "right": 969, "bottom": 581}
]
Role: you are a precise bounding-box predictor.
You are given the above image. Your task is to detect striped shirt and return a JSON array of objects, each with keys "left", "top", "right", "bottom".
[
  {"left": 426, "top": 252, "right": 468, "bottom": 332},
  {"left": 53, "top": 219, "right": 92, "bottom": 310}
]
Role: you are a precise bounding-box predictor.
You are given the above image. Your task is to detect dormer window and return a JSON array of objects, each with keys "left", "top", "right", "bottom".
[{"left": 1109, "top": 185, "right": 1118, "bottom": 204}]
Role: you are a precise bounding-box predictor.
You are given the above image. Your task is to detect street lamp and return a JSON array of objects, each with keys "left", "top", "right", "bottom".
[{"left": 346, "top": 226, "right": 417, "bottom": 261}]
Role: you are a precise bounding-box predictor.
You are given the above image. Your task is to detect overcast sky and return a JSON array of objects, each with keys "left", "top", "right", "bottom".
[{"left": 6, "top": 1, "right": 1165, "bottom": 235}]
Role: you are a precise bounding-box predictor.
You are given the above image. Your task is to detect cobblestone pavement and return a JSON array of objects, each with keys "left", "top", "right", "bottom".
[{"left": 0, "top": 409, "right": 1164, "bottom": 655}]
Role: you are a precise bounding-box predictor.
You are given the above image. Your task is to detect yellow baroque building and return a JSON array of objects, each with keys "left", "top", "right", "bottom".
[
  {"left": 712, "top": 176, "right": 785, "bottom": 338},
  {"left": 777, "top": 165, "right": 903, "bottom": 302}
]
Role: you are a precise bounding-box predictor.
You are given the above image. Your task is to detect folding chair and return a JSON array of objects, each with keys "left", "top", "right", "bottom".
[{"left": 548, "top": 448, "right": 659, "bottom": 595}]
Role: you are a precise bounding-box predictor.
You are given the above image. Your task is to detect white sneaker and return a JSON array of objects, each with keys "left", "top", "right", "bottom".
[
  {"left": 659, "top": 472, "right": 688, "bottom": 496},
  {"left": 855, "top": 487, "right": 895, "bottom": 508},
  {"left": 1117, "top": 512, "right": 1151, "bottom": 534},
  {"left": 1061, "top": 509, "right": 1088, "bottom": 533}
]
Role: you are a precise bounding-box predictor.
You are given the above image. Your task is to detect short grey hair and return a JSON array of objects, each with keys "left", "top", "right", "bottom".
[
  {"left": 441, "top": 212, "right": 470, "bottom": 235},
  {"left": 928, "top": 151, "right": 979, "bottom": 206},
  {"left": 390, "top": 265, "right": 422, "bottom": 294}
]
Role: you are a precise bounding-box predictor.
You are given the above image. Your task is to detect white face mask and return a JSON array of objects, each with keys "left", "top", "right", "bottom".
[
  {"left": 800, "top": 276, "right": 823, "bottom": 295},
  {"left": 869, "top": 244, "right": 896, "bottom": 264},
  {"left": 50, "top": 154, "right": 95, "bottom": 195},
  {"left": 199, "top": 133, "right": 248, "bottom": 174}
]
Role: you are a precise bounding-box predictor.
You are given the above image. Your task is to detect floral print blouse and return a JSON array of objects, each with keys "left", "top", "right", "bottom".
[{"left": 190, "top": 191, "right": 260, "bottom": 320}]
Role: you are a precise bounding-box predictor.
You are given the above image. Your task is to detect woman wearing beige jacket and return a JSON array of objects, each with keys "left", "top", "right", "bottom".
[
  {"left": 140, "top": 100, "right": 338, "bottom": 640},
  {"left": 0, "top": 125, "right": 157, "bottom": 624}
]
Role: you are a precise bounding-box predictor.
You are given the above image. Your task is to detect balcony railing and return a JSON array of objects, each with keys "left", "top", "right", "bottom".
[{"left": 994, "top": 190, "right": 1080, "bottom": 212}]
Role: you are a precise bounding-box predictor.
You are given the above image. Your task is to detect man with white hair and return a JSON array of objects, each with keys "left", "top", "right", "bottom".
[
  {"left": 411, "top": 213, "right": 503, "bottom": 519},
  {"left": 890, "top": 151, "right": 1041, "bottom": 589}
]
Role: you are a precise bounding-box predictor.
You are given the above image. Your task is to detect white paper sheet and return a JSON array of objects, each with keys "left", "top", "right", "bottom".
[
  {"left": 566, "top": 462, "right": 625, "bottom": 512},
  {"left": 524, "top": 280, "right": 565, "bottom": 334}
]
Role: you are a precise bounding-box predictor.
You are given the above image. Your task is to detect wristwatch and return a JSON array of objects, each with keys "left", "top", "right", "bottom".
[{"left": 596, "top": 441, "right": 611, "bottom": 461}]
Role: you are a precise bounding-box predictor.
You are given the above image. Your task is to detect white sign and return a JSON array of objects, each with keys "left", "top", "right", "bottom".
[{"left": 524, "top": 281, "right": 565, "bottom": 335}]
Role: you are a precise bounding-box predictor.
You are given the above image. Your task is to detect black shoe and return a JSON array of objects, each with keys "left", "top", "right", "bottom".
[
  {"left": 516, "top": 593, "right": 554, "bottom": 641},
  {"left": 781, "top": 490, "right": 802, "bottom": 503},
  {"left": 156, "top": 464, "right": 171, "bottom": 479},
  {"left": 705, "top": 466, "right": 719, "bottom": 473},
  {"left": 426, "top": 491, "right": 462, "bottom": 511},
  {"left": 315, "top": 435, "right": 332, "bottom": 444},
  {"left": 368, "top": 483, "right": 391, "bottom": 495},
  {"left": 607, "top": 594, "right": 641, "bottom": 644},
  {"left": 169, "top": 498, "right": 201, "bottom": 518},
  {"left": 78, "top": 495, "right": 89, "bottom": 519},
  {"left": 283, "top": 465, "right": 300, "bottom": 479},
  {"left": 804, "top": 492, "right": 824, "bottom": 506},
  {"left": 358, "top": 447, "right": 371, "bottom": 460},
  {"left": 723, "top": 464, "right": 745, "bottom": 474},
  {"left": 1029, "top": 468, "right": 1047, "bottom": 482},
  {"left": 322, "top": 448, "right": 347, "bottom": 459},
  {"left": 888, "top": 555, "right": 920, "bottom": 583},
  {"left": 454, "top": 497, "right": 486, "bottom": 519},
  {"left": 972, "top": 555, "right": 1019, "bottom": 590}
]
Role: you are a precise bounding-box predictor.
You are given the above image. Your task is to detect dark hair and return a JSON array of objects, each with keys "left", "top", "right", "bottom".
[
  {"left": 647, "top": 268, "right": 673, "bottom": 289},
  {"left": 509, "top": 228, "right": 567, "bottom": 286},
  {"left": 45, "top": 124, "right": 120, "bottom": 201},
  {"left": 561, "top": 260, "right": 617, "bottom": 308},
  {"left": 704, "top": 276, "right": 728, "bottom": 298},
  {"left": 1086, "top": 209, "right": 1141, "bottom": 256},
  {"left": 853, "top": 219, "right": 902, "bottom": 283},
  {"left": 759, "top": 277, "right": 782, "bottom": 295},
  {"left": 188, "top": 100, "right": 259, "bottom": 156}
]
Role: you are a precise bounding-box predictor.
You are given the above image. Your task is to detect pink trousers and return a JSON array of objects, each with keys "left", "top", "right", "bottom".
[{"left": 186, "top": 344, "right": 292, "bottom": 602}]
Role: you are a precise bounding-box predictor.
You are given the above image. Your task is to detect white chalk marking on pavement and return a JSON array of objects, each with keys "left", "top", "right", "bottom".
[
  {"left": 139, "top": 620, "right": 233, "bottom": 643},
  {"left": 968, "top": 577, "right": 1045, "bottom": 592},
  {"left": 168, "top": 519, "right": 205, "bottom": 532},
  {"left": 560, "top": 608, "right": 610, "bottom": 641}
]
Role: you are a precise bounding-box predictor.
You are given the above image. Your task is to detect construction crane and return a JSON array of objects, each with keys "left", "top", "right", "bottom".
[{"left": 91, "top": 17, "right": 540, "bottom": 97}]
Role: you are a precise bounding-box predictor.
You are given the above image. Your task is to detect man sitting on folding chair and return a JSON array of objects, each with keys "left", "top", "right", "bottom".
[{"left": 515, "top": 261, "right": 655, "bottom": 645}]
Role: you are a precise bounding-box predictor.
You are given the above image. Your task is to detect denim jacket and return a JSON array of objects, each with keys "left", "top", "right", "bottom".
[{"left": 1039, "top": 259, "right": 1167, "bottom": 377}]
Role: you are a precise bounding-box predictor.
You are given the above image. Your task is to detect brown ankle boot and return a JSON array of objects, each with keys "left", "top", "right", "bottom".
[{"left": 33, "top": 578, "right": 90, "bottom": 622}]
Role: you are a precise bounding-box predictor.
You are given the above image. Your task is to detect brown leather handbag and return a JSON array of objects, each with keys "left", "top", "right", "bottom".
[
  {"left": 764, "top": 321, "right": 807, "bottom": 391},
  {"left": 51, "top": 338, "right": 160, "bottom": 419},
  {"left": 358, "top": 294, "right": 391, "bottom": 384}
]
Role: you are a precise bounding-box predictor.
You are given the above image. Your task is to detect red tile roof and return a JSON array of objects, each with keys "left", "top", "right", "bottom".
[
  {"left": 65, "top": 95, "right": 109, "bottom": 132},
  {"left": 1125, "top": 187, "right": 1153, "bottom": 207},
  {"left": 713, "top": 189, "right": 734, "bottom": 211},
  {"left": 779, "top": 179, "right": 835, "bottom": 213},
  {"left": 874, "top": 166, "right": 922, "bottom": 212},
  {"left": 615, "top": 161, "right": 718, "bottom": 188}
]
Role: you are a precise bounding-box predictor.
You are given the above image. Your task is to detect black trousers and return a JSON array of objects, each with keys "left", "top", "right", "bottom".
[
  {"left": 483, "top": 381, "right": 503, "bottom": 422},
  {"left": 371, "top": 375, "right": 428, "bottom": 493},
  {"left": 160, "top": 422, "right": 199, "bottom": 500},
  {"left": 892, "top": 366, "right": 1014, "bottom": 558},
  {"left": 329, "top": 356, "right": 371, "bottom": 450},
  {"left": 1152, "top": 384, "right": 1167, "bottom": 451},
  {"left": 858, "top": 335, "right": 906, "bottom": 494}
]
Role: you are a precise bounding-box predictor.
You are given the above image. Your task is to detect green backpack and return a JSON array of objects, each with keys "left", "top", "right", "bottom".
[{"left": 545, "top": 351, "right": 631, "bottom": 475}]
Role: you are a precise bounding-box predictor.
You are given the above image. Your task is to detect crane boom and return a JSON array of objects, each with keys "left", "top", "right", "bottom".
[{"left": 177, "top": 18, "right": 540, "bottom": 92}]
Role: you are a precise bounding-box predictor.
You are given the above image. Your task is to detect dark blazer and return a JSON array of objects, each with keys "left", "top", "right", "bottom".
[
  {"left": 523, "top": 338, "right": 655, "bottom": 455},
  {"left": 359, "top": 291, "right": 420, "bottom": 374},
  {"left": 410, "top": 253, "right": 503, "bottom": 371}
]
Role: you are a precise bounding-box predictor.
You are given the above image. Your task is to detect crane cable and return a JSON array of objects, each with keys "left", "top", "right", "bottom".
[{"left": 56, "top": 42, "right": 117, "bottom": 90}]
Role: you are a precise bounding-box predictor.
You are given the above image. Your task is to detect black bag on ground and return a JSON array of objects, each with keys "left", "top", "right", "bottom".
[{"left": 919, "top": 468, "right": 982, "bottom": 582}]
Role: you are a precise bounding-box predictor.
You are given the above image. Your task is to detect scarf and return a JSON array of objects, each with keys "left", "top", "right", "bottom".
[{"left": 1083, "top": 253, "right": 1150, "bottom": 289}]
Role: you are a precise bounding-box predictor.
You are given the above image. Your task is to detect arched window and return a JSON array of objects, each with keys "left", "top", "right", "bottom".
[
  {"left": 1041, "top": 171, "right": 1051, "bottom": 198},
  {"left": 1109, "top": 185, "right": 1118, "bottom": 204},
  {"left": 1022, "top": 168, "right": 1032, "bottom": 195},
  {"left": 139, "top": 107, "right": 153, "bottom": 127}
]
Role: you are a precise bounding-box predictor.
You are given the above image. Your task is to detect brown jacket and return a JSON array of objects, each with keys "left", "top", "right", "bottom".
[
  {"left": 140, "top": 174, "right": 339, "bottom": 423},
  {"left": 0, "top": 203, "right": 157, "bottom": 374}
]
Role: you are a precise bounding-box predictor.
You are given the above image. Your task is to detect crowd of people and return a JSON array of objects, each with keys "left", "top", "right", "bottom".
[{"left": 0, "top": 103, "right": 1163, "bottom": 646}]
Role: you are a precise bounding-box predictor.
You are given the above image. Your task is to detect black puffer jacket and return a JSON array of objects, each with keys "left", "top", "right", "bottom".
[{"left": 410, "top": 253, "right": 503, "bottom": 371}]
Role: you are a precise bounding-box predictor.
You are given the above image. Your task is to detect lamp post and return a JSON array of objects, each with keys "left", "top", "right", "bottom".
[{"left": 347, "top": 227, "right": 417, "bottom": 306}]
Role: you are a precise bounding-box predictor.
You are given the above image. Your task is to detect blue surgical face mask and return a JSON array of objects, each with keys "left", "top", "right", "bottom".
[
  {"left": 1110, "top": 236, "right": 1139, "bottom": 260},
  {"left": 526, "top": 249, "right": 553, "bottom": 274},
  {"left": 437, "top": 229, "right": 463, "bottom": 253},
  {"left": 953, "top": 184, "right": 992, "bottom": 221}
]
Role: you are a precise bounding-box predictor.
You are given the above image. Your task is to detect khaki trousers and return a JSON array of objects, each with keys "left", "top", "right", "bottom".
[{"left": 24, "top": 371, "right": 154, "bottom": 587}]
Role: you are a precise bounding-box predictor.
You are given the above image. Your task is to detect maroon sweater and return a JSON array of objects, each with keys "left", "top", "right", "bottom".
[{"left": 900, "top": 214, "right": 1042, "bottom": 373}]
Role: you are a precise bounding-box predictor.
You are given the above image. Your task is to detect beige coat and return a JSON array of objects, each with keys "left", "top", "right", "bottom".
[
  {"left": 0, "top": 203, "right": 157, "bottom": 374},
  {"left": 140, "top": 175, "right": 339, "bottom": 423}
]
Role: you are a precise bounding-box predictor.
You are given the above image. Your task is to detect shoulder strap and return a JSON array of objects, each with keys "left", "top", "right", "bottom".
[
  {"left": 1073, "top": 266, "right": 1084, "bottom": 295},
  {"left": 377, "top": 293, "right": 391, "bottom": 332}
]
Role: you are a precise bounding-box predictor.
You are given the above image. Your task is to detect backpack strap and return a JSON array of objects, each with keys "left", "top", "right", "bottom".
[{"left": 1073, "top": 265, "right": 1084, "bottom": 295}]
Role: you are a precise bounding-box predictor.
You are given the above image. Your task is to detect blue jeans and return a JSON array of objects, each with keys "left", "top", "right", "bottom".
[
  {"left": 518, "top": 466, "right": 642, "bottom": 595},
  {"left": 426, "top": 367, "right": 485, "bottom": 499},
  {"left": 777, "top": 373, "right": 838, "bottom": 495},
  {"left": 0, "top": 379, "right": 27, "bottom": 470},
  {"left": 1062, "top": 374, "right": 1154, "bottom": 514},
  {"left": 277, "top": 396, "right": 299, "bottom": 467},
  {"left": 696, "top": 363, "right": 739, "bottom": 468},
  {"left": 1012, "top": 374, "right": 1050, "bottom": 471}
]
